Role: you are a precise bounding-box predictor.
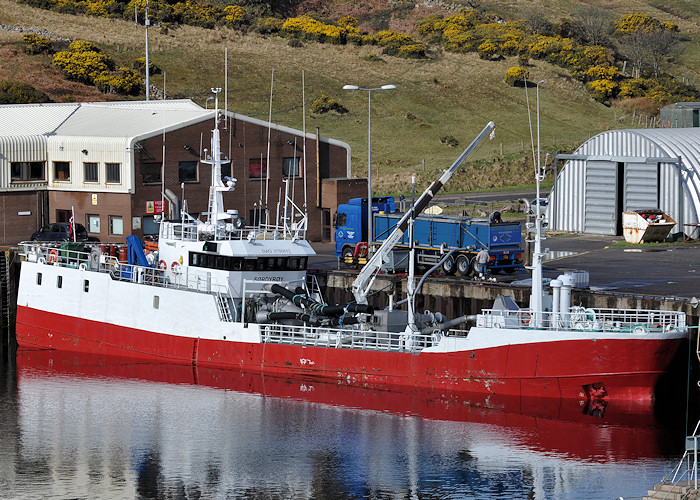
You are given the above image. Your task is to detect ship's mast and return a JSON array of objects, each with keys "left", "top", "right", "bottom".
[{"left": 203, "top": 88, "right": 234, "bottom": 230}]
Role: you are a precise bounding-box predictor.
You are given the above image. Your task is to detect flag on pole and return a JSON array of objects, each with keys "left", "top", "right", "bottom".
[{"left": 69, "top": 206, "right": 76, "bottom": 242}]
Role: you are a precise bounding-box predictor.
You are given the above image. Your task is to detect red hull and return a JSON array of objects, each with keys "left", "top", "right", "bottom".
[
  {"left": 16, "top": 349, "right": 680, "bottom": 462},
  {"left": 16, "top": 305, "right": 684, "bottom": 404}
]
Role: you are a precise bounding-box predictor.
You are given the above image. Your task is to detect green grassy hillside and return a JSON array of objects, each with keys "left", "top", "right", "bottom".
[{"left": 1, "top": 0, "right": 699, "bottom": 195}]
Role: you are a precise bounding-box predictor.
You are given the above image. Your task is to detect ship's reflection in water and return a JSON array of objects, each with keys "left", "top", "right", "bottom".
[{"left": 0, "top": 350, "right": 686, "bottom": 499}]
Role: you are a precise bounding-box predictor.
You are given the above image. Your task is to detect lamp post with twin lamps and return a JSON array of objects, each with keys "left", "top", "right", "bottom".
[{"left": 342, "top": 84, "right": 396, "bottom": 255}]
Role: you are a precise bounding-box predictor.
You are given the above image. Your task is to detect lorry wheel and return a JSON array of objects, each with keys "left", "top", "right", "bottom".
[
  {"left": 503, "top": 267, "right": 516, "bottom": 274},
  {"left": 441, "top": 256, "right": 456, "bottom": 275},
  {"left": 456, "top": 255, "right": 471, "bottom": 276},
  {"left": 490, "top": 268, "right": 501, "bottom": 275},
  {"left": 342, "top": 246, "right": 354, "bottom": 260}
]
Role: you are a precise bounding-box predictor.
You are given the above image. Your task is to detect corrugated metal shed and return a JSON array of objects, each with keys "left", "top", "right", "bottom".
[
  {"left": 549, "top": 127, "right": 700, "bottom": 237},
  {"left": 660, "top": 102, "right": 700, "bottom": 128}
]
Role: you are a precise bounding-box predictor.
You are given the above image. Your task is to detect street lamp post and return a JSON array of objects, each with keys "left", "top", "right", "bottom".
[
  {"left": 343, "top": 84, "right": 396, "bottom": 256},
  {"left": 531, "top": 79, "right": 546, "bottom": 324}
]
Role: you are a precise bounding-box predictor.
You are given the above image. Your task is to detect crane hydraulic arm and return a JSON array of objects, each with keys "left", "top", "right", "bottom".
[{"left": 351, "top": 121, "right": 496, "bottom": 305}]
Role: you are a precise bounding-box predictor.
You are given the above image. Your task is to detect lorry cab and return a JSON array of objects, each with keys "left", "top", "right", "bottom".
[{"left": 334, "top": 197, "right": 396, "bottom": 258}]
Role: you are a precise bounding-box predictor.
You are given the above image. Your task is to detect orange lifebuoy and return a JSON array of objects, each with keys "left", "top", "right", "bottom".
[
  {"left": 158, "top": 259, "right": 167, "bottom": 270},
  {"left": 171, "top": 261, "right": 181, "bottom": 274},
  {"left": 48, "top": 249, "right": 58, "bottom": 263}
]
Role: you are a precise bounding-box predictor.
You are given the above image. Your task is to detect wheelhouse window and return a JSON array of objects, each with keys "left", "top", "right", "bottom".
[
  {"left": 282, "top": 157, "right": 300, "bottom": 178},
  {"left": 53, "top": 161, "right": 70, "bottom": 181},
  {"left": 248, "top": 159, "right": 267, "bottom": 179},
  {"left": 179, "top": 161, "right": 198, "bottom": 183},
  {"left": 142, "top": 162, "right": 162, "bottom": 184},
  {"left": 109, "top": 215, "right": 124, "bottom": 235},
  {"left": 11, "top": 161, "right": 45, "bottom": 182},
  {"left": 189, "top": 252, "right": 307, "bottom": 272},
  {"left": 221, "top": 162, "right": 231, "bottom": 180},
  {"left": 84, "top": 162, "right": 98, "bottom": 182},
  {"left": 106, "top": 163, "right": 121, "bottom": 183}
]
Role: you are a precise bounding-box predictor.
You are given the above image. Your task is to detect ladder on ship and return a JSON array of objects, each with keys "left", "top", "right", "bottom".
[{"left": 216, "top": 292, "right": 234, "bottom": 322}]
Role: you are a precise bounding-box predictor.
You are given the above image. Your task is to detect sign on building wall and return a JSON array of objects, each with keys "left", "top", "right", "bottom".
[
  {"left": 132, "top": 217, "right": 141, "bottom": 230},
  {"left": 92, "top": 194, "right": 98, "bottom": 205},
  {"left": 145, "top": 200, "right": 165, "bottom": 214}
]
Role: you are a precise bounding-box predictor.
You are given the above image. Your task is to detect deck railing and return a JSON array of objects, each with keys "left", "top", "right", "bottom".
[
  {"left": 159, "top": 220, "right": 306, "bottom": 243},
  {"left": 478, "top": 306, "right": 686, "bottom": 333},
  {"left": 20, "top": 242, "right": 229, "bottom": 295},
  {"left": 261, "top": 323, "right": 440, "bottom": 353}
]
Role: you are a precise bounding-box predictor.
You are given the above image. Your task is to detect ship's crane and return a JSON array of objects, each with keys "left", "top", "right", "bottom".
[{"left": 351, "top": 121, "right": 495, "bottom": 306}]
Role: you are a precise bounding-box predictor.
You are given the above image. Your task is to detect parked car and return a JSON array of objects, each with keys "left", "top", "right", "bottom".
[{"left": 30, "top": 223, "right": 98, "bottom": 242}]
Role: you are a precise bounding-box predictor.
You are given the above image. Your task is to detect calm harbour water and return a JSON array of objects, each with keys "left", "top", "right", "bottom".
[{"left": 0, "top": 347, "right": 690, "bottom": 500}]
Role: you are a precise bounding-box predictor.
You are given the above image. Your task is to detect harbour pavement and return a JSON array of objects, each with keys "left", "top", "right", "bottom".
[{"left": 310, "top": 233, "right": 700, "bottom": 300}]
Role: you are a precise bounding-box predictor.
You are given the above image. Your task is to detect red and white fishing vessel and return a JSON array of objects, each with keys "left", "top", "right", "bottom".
[{"left": 15, "top": 91, "right": 687, "bottom": 405}]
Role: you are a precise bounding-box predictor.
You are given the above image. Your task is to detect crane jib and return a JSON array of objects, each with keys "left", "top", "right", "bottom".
[{"left": 351, "top": 121, "right": 495, "bottom": 305}]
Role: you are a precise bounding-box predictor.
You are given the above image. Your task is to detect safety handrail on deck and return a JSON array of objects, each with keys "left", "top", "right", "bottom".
[
  {"left": 261, "top": 323, "right": 440, "bottom": 353},
  {"left": 478, "top": 306, "right": 686, "bottom": 333}
]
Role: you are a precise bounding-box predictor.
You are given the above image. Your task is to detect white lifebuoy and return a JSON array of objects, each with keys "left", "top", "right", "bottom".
[
  {"left": 632, "top": 324, "right": 648, "bottom": 334},
  {"left": 79, "top": 263, "right": 87, "bottom": 271},
  {"left": 520, "top": 312, "right": 531, "bottom": 326},
  {"left": 158, "top": 259, "right": 167, "bottom": 270},
  {"left": 171, "top": 261, "right": 181, "bottom": 274}
]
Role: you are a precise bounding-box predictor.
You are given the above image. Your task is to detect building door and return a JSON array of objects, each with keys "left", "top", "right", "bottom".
[
  {"left": 584, "top": 161, "right": 618, "bottom": 235},
  {"left": 623, "top": 162, "right": 658, "bottom": 211}
]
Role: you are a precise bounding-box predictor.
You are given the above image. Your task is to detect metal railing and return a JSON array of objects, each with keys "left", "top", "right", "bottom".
[
  {"left": 477, "top": 306, "right": 686, "bottom": 333},
  {"left": 20, "top": 242, "right": 230, "bottom": 296},
  {"left": 261, "top": 323, "right": 440, "bottom": 353},
  {"left": 159, "top": 220, "right": 307, "bottom": 243}
]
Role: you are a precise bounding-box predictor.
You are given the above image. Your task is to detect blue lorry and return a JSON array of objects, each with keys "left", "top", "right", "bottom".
[{"left": 334, "top": 197, "right": 524, "bottom": 275}]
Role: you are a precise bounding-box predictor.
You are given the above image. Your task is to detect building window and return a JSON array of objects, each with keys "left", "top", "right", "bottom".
[
  {"left": 84, "top": 162, "right": 98, "bottom": 182},
  {"left": 142, "top": 216, "right": 159, "bottom": 236},
  {"left": 11, "top": 161, "right": 45, "bottom": 182},
  {"left": 248, "top": 159, "right": 267, "bottom": 179},
  {"left": 56, "top": 209, "right": 71, "bottom": 223},
  {"left": 109, "top": 215, "right": 124, "bottom": 235},
  {"left": 322, "top": 208, "right": 331, "bottom": 240},
  {"left": 179, "top": 161, "right": 198, "bottom": 183},
  {"left": 106, "top": 163, "right": 120, "bottom": 183},
  {"left": 250, "top": 207, "right": 265, "bottom": 226},
  {"left": 282, "top": 157, "right": 300, "bottom": 178},
  {"left": 142, "top": 162, "right": 162, "bottom": 184},
  {"left": 87, "top": 214, "right": 100, "bottom": 234},
  {"left": 53, "top": 161, "right": 70, "bottom": 181}
]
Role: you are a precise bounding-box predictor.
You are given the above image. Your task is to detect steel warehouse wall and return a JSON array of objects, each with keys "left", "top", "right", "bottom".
[
  {"left": 548, "top": 128, "right": 700, "bottom": 236},
  {"left": 0, "top": 135, "right": 48, "bottom": 190}
]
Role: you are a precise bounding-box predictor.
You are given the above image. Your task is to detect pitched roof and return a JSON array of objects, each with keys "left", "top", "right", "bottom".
[{"left": 0, "top": 100, "right": 209, "bottom": 138}]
